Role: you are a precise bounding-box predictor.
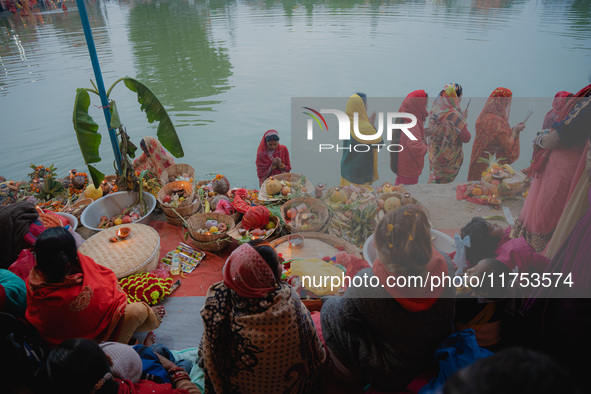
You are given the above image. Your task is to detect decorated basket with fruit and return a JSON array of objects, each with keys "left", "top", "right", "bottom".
[
  {"left": 280, "top": 197, "right": 329, "bottom": 233},
  {"left": 160, "top": 163, "right": 195, "bottom": 186},
  {"left": 479, "top": 153, "right": 526, "bottom": 197},
  {"left": 375, "top": 182, "right": 408, "bottom": 196},
  {"left": 158, "top": 181, "right": 194, "bottom": 208},
  {"left": 374, "top": 192, "right": 419, "bottom": 223},
  {"left": 185, "top": 212, "right": 236, "bottom": 252},
  {"left": 324, "top": 185, "right": 376, "bottom": 208},
  {"left": 259, "top": 173, "right": 315, "bottom": 202},
  {"left": 456, "top": 181, "right": 502, "bottom": 206},
  {"left": 227, "top": 206, "right": 278, "bottom": 242}
]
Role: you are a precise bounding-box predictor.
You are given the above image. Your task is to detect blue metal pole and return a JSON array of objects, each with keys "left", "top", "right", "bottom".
[{"left": 76, "top": 0, "right": 122, "bottom": 173}]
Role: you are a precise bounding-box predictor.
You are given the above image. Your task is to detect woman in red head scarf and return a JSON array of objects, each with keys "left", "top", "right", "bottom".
[
  {"left": 198, "top": 242, "right": 325, "bottom": 394},
  {"left": 512, "top": 83, "right": 591, "bottom": 253},
  {"left": 467, "top": 87, "right": 525, "bottom": 181},
  {"left": 391, "top": 90, "right": 430, "bottom": 185},
  {"left": 543, "top": 91, "right": 573, "bottom": 130},
  {"left": 255, "top": 130, "right": 291, "bottom": 186}
]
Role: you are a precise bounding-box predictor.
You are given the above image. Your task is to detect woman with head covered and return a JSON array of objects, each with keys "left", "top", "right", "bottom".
[
  {"left": 340, "top": 93, "right": 383, "bottom": 187},
  {"left": 198, "top": 242, "right": 325, "bottom": 394},
  {"left": 427, "top": 83, "right": 471, "bottom": 184}
]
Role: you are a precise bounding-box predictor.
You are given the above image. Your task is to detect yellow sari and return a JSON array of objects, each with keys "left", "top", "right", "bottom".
[{"left": 340, "top": 94, "right": 382, "bottom": 186}]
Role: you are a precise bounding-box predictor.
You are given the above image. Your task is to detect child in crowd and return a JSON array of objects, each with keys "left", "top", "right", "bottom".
[
  {"left": 455, "top": 258, "right": 521, "bottom": 351},
  {"left": 457, "top": 217, "right": 549, "bottom": 275},
  {"left": 321, "top": 206, "right": 454, "bottom": 392}
]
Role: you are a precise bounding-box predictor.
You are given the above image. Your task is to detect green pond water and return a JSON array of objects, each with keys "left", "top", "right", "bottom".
[{"left": 1, "top": 0, "right": 590, "bottom": 188}]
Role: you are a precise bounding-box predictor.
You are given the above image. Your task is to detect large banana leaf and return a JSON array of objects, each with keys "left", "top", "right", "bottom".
[
  {"left": 123, "top": 77, "right": 184, "bottom": 158},
  {"left": 73, "top": 88, "right": 102, "bottom": 164}
]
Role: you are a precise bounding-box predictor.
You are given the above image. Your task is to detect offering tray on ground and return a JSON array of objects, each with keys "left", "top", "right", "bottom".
[
  {"left": 78, "top": 223, "right": 160, "bottom": 279},
  {"left": 258, "top": 173, "right": 315, "bottom": 202},
  {"left": 269, "top": 232, "right": 361, "bottom": 260}
]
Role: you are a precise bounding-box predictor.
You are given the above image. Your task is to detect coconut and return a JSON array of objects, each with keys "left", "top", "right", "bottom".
[
  {"left": 266, "top": 177, "right": 282, "bottom": 195},
  {"left": 330, "top": 188, "right": 348, "bottom": 204},
  {"left": 212, "top": 176, "right": 230, "bottom": 195},
  {"left": 384, "top": 197, "right": 402, "bottom": 213}
]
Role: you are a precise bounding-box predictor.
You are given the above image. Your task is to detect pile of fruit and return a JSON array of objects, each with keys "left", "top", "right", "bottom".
[
  {"left": 236, "top": 206, "right": 276, "bottom": 242},
  {"left": 162, "top": 185, "right": 191, "bottom": 208},
  {"left": 375, "top": 192, "right": 416, "bottom": 222},
  {"left": 325, "top": 185, "right": 375, "bottom": 207},
  {"left": 375, "top": 182, "right": 408, "bottom": 195},
  {"left": 264, "top": 175, "right": 311, "bottom": 198},
  {"left": 284, "top": 201, "right": 324, "bottom": 231},
  {"left": 482, "top": 163, "right": 515, "bottom": 186},
  {"left": 167, "top": 172, "right": 193, "bottom": 184},
  {"left": 97, "top": 204, "right": 144, "bottom": 229},
  {"left": 265, "top": 176, "right": 295, "bottom": 197},
  {"left": 459, "top": 182, "right": 502, "bottom": 205},
  {"left": 193, "top": 219, "right": 229, "bottom": 235}
]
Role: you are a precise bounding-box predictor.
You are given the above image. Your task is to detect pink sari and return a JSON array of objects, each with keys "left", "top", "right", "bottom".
[{"left": 512, "top": 147, "right": 584, "bottom": 253}]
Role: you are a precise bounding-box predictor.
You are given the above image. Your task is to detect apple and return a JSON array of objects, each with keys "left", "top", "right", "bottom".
[
  {"left": 122, "top": 215, "right": 132, "bottom": 224},
  {"left": 163, "top": 195, "right": 171, "bottom": 203}
]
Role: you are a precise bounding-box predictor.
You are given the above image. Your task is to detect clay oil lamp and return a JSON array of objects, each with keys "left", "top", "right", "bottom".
[{"left": 116, "top": 227, "right": 131, "bottom": 240}]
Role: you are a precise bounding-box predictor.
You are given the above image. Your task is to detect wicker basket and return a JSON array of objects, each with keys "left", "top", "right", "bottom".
[
  {"left": 185, "top": 212, "right": 235, "bottom": 252},
  {"left": 158, "top": 181, "right": 194, "bottom": 208},
  {"left": 376, "top": 192, "right": 419, "bottom": 206},
  {"left": 281, "top": 197, "right": 329, "bottom": 233},
  {"left": 78, "top": 223, "right": 160, "bottom": 278},
  {"left": 162, "top": 199, "right": 202, "bottom": 226},
  {"left": 482, "top": 172, "right": 526, "bottom": 197},
  {"left": 259, "top": 173, "right": 315, "bottom": 202},
  {"left": 269, "top": 232, "right": 361, "bottom": 259},
  {"left": 227, "top": 215, "right": 280, "bottom": 243},
  {"left": 160, "top": 164, "right": 195, "bottom": 186}
]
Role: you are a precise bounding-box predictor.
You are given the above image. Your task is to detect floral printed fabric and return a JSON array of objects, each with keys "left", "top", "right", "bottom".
[{"left": 198, "top": 282, "right": 325, "bottom": 394}]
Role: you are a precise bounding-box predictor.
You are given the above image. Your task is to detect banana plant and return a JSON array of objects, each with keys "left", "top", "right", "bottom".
[{"left": 73, "top": 76, "right": 184, "bottom": 187}]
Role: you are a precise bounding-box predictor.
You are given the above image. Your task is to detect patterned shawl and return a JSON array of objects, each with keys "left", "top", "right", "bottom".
[
  {"left": 428, "top": 84, "right": 468, "bottom": 183},
  {"left": 198, "top": 282, "right": 325, "bottom": 394},
  {"left": 132, "top": 136, "right": 175, "bottom": 176}
]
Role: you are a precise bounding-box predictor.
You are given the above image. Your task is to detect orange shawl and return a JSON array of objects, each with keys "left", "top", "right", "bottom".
[{"left": 25, "top": 252, "right": 127, "bottom": 346}]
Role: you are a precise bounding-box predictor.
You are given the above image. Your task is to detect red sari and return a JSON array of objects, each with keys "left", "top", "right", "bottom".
[
  {"left": 255, "top": 130, "right": 291, "bottom": 186},
  {"left": 395, "top": 90, "right": 429, "bottom": 183},
  {"left": 468, "top": 87, "right": 518, "bottom": 181},
  {"left": 25, "top": 252, "right": 127, "bottom": 346}
]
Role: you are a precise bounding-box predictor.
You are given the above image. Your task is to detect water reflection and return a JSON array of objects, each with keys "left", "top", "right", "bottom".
[
  {"left": 127, "top": 1, "right": 233, "bottom": 127},
  {"left": 0, "top": 0, "right": 589, "bottom": 184}
]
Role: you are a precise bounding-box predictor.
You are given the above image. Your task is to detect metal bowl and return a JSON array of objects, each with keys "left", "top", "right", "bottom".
[
  {"left": 54, "top": 212, "right": 78, "bottom": 231},
  {"left": 362, "top": 229, "right": 455, "bottom": 267},
  {"left": 80, "top": 191, "right": 156, "bottom": 231}
]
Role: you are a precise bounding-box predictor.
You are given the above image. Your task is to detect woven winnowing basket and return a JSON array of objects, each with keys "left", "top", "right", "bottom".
[
  {"left": 280, "top": 197, "right": 329, "bottom": 233},
  {"left": 158, "top": 180, "right": 194, "bottom": 208},
  {"left": 259, "top": 173, "right": 315, "bottom": 202},
  {"left": 78, "top": 223, "right": 160, "bottom": 279},
  {"left": 160, "top": 163, "right": 195, "bottom": 186}
]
